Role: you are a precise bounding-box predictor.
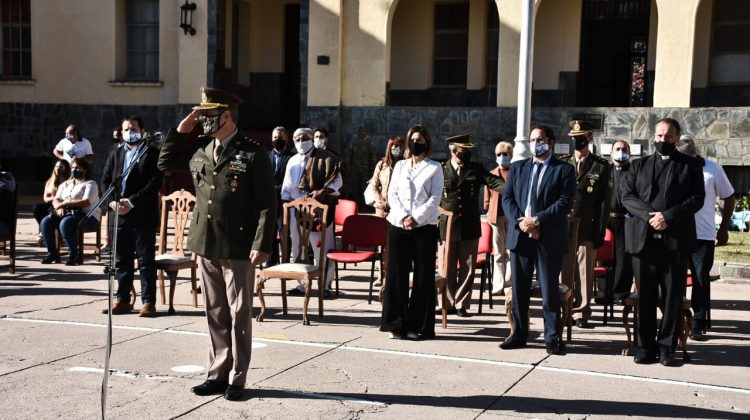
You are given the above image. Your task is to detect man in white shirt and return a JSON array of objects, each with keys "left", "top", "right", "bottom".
[
  {"left": 281, "top": 127, "right": 342, "bottom": 297},
  {"left": 677, "top": 136, "right": 736, "bottom": 341},
  {"left": 53, "top": 124, "right": 95, "bottom": 164}
]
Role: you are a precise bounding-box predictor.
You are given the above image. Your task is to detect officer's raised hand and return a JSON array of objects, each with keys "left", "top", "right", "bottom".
[{"left": 177, "top": 109, "right": 202, "bottom": 134}]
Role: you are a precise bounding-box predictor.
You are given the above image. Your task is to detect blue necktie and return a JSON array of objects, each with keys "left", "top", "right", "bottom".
[{"left": 529, "top": 162, "right": 542, "bottom": 215}]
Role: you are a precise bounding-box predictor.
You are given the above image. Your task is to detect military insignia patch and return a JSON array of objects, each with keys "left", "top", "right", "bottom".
[{"left": 230, "top": 154, "right": 248, "bottom": 174}]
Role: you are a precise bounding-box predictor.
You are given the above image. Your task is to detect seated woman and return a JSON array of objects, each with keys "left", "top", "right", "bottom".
[
  {"left": 40, "top": 158, "right": 100, "bottom": 265},
  {"left": 32, "top": 160, "right": 71, "bottom": 243}
]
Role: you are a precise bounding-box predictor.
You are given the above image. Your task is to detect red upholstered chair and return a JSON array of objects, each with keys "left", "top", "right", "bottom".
[
  {"left": 593, "top": 228, "right": 615, "bottom": 324},
  {"left": 476, "top": 222, "right": 495, "bottom": 314},
  {"left": 334, "top": 199, "right": 359, "bottom": 236},
  {"left": 326, "top": 215, "right": 387, "bottom": 303}
]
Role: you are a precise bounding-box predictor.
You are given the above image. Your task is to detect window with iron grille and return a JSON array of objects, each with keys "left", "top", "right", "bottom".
[
  {"left": 433, "top": 2, "right": 469, "bottom": 87},
  {"left": 710, "top": 0, "right": 750, "bottom": 85},
  {"left": 126, "top": 0, "right": 159, "bottom": 81},
  {"left": 0, "top": 0, "right": 31, "bottom": 79}
]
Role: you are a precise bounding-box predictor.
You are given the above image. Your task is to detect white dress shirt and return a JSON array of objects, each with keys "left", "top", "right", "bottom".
[
  {"left": 524, "top": 155, "right": 552, "bottom": 217},
  {"left": 280, "top": 149, "right": 342, "bottom": 201},
  {"left": 386, "top": 158, "right": 444, "bottom": 228},
  {"left": 56, "top": 179, "right": 101, "bottom": 221}
]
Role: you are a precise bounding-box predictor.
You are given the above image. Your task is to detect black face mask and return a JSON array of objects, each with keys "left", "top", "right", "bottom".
[
  {"left": 409, "top": 141, "right": 427, "bottom": 157},
  {"left": 72, "top": 169, "right": 84, "bottom": 179},
  {"left": 455, "top": 150, "right": 472, "bottom": 163},
  {"left": 654, "top": 141, "right": 676, "bottom": 155},
  {"left": 574, "top": 136, "right": 589, "bottom": 151},
  {"left": 199, "top": 113, "right": 224, "bottom": 135},
  {"left": 272, "top": 139, "right": 286, "bottom": 150}
]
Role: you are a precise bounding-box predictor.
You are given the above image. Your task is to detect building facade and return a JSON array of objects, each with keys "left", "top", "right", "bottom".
[{"left": 1, "top": 0, "right": 749, "bottom": 192}]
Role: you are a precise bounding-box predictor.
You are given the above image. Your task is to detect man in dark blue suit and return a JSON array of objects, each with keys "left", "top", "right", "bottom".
[
  {"left": 268, "top": 126, "right": 293, "bottom": 266},
  {"left": 501, "top": 125, "right": 576, "bottom": 355},
  {"left": 100, "top": 115, "right": 163, "bottom": 316}
]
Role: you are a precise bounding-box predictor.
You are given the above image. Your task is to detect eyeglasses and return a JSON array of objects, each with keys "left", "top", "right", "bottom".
[
  {"left": 496, "top": 152, "right": 509, "bottom": 157},
  {"left": 530, "top": 137, "right": 549, "bottom": 143}
]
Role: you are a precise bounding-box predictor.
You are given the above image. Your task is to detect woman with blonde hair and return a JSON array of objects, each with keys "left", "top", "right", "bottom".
[
  {"left": 32, "top": 159, "right": 72, "bottom": 243},
  {"left": 484, "top": 141, "right": 514, "bottom": 295}
]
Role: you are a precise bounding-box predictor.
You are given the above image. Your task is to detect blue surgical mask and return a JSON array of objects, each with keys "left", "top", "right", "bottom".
[
  {"left": 612, "top": 150, "right": 629, "bottom": 163},
  {"left": 496, "top": 155, "right": 510, "bottom": 168},
  {"left": 66, "top": 133, "right": 76, "bottom": 142},
  {"left": 533, "top": 142, "right": 549, "bottom": 158},
  {"left": 123, "top": 130, "right": 142, "bottom": 145}
]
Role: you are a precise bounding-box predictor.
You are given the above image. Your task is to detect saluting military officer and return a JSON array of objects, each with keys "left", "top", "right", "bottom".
[
  {"left": 560, "top": 120, "right": 612, "bottom": 328},
  {"left": 439, "top": 134, "right": 504, "bottom": 317},
  {"left": 157, "top": 87, "right": 276, "bottom": 401}
]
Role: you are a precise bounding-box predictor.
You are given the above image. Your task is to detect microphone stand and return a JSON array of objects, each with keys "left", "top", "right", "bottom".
[{"left": 79, "top": 133, "right": 160, "bottom": 420}]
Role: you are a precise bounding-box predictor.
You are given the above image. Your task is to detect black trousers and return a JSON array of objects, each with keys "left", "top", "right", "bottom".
[
  {"left": 380, "top": 224, "right": 438, "bottom": 337},
  {"left": 688, "top": 239, "right": 714, "bottom": 330},
  {"left": 32, "top": 202, "right": 52, "bottom": 225},
  {"left": 632, "top": 235, "right": 687, "bottom": 353},
  {"left": 115, "top": 224, "right": 157, "bottom": 304},
  {"left": 608, "top": 217, "right": 634, "bottom": 297}
]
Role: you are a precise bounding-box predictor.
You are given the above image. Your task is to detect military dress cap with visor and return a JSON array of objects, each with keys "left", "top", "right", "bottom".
[
  {"left": 192, "top": 86, "right": 243, "bottom": 110},
  {"left": 446, "top": 134, "right": 477, "bottom": 148},
  {"left": 568, "top": 120, "right": 595, "bottom": 137}
]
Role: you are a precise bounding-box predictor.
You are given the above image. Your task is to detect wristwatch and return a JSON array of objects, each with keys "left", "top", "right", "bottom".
[{"left": 532, "top": 216, "right": 540, "bottom": 227}]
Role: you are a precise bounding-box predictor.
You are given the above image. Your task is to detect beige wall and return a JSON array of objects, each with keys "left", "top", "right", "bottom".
[
  {"left": 467, "top": 0, "right": 488, "bottom": 89},
  {"left": 653, "top": 0, "right": 702, "bottom": 106},
  {"left": 0, "top": 0, "right": 199, "bottom": 105},
  {"left": 532, "top": 0, "right": 582, "bottom": 90},
  {"left": 692, "top": 0, "right": 713, "bottom": 88},
  {"left": 307, "top": 0, "right": 342, "bottom": 106},
  {"left": 389, "top": 0, "right": 432, "bottom": 90},
  {"left": 340, "top": 0, "right": 394, "bottom": 106}
]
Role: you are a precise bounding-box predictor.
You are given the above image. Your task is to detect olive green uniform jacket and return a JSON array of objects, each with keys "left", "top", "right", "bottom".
[
  {"left": 562, "top": 153, "right": 612, "bottom": 248},
  {"left": 158, "top": 129, "right": 276, "bottom": 259},
  {"left": 439, "top": 161, "right": 505, "bottom": 242}
]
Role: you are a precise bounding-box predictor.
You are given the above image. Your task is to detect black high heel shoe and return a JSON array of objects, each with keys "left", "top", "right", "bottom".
[{"left": 41, "top": 255, "right": 61, "bottom": 264}]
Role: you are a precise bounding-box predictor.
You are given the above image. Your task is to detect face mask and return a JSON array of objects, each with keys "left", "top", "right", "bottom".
[
  {"left": 612, "top": 150, "right": 629, "bottom": 163},
  {"left": 409, "top": 141, "right": 427, "bottom": 157},
  {"left": 199, "top": 113, "right": 224, "bottom": 135},
  {"left": 272, "top": 138, "right": 285, "bottom": 150},
  {"left": 497, "top": 155, "right": 510, "bottom": 168},
  {"left": 295, "top": 139, "right": 313, "bottom": 155},
  {"left": 533, "top": 142, "right": 549, "bottom": 158},
  {"left": 654, "top": 141, "right": 675, "bottom": 155},
  {"left": 72, "top": 169, "right": 84, "bottom": 179},
  {"left": 455, "top": 150, "right": 472, "bottom": 163},
  {"left": 391, "top": 146, "right": 402, "bottom": 158},
  {"left": 66, "top": 133, "right": 76, "bottom": 142},
  {"left": 574, "top": 136, "right": 589, "bottom": 151},
  {"left": 313, "top": 138, "right": 326, "bottom": 149},
  {"left": 123, "top": 130, "right": 142, "bottom": 145}
]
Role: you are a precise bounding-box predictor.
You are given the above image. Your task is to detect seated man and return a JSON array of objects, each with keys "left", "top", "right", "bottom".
[{"left": 280, "top": 128, "right": 342, "bottom": 297}]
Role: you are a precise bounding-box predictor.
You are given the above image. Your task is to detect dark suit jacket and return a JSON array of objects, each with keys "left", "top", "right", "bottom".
[
  {"left": 269, "top": 149, "right": 293, "bottom": 193},
  {"left": 158, "top": 130, "right": 276, "bottom": 259},
  {"left": 439, "top": 161, "right": 504, "bottom": 242},
  {"left": 101, "top": 143, "right": 163, "bottom": 228},
  {"left": 620, "top": 151, "right": 705, "bottom": 254},
  {"left": 502, "top": 156, "right": 576, "bottom": 255}
]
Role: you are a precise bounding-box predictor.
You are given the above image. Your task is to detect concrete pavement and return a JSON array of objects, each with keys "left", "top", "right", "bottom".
[{"left": 1, "top": 211, "right": 749, "bottom": 419}]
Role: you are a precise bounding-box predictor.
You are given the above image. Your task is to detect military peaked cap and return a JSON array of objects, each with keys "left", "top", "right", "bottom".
[{"left": 193, "top": 87, "right": 243, "bottom": 110}]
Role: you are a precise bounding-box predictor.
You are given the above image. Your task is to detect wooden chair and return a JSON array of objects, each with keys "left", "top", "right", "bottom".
[
  {"left": 504, "top": 216, "right": 579, "bottom": 342},
  {"left": 0, "top": 185, "right": 18, "bottom": 274},
  {"left": 256, "top": 197, "right": 330, "bottom": 325},
  {"left": 326, "top": 214, "right": 387, "bottom": 303},
  {"left": 593, "top": 228, "right": 615, "bottom": 324},
  {"left": 621, "top": 274, "right": 693, "bottom": 361},
  {"left": 153, "top": 189, "right": 198, "bottom": 315},
  {"left": 435, "top": 207, "right": 454, "bottom": 329}
]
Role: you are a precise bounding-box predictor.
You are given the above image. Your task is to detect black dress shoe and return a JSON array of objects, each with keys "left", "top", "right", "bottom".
[
  {"left": 191, "top": 379, "right": 229, "bottom": 396},
  {"left": 287, "top": 287, "right": 305, "bottom": 296},
  {"left": 633, "top": 349, "right": 658, "bottom": 364},
  {"left": 499, "top": 338, "right": 527, "bottom": 350},
  {"left": 546, "top": 341, "right": 566, "bottom": 356},
  {"left": 224, "top": 384, "right": 245, "bottom": 401},
  {"left": 659, "top": 351, "right": 678, "bottom": 367},
  {"left": 456, "top": 308, "right": 471, "bottom": 318},
  {"left": 435, "top": 307, "right": 457, "bottom": 315},
  {"left": 689, "top": 328, "right": 707, "bottom": 341},
  {"left": 41, "top": 255, "right": 60, "bottom": 264},
  {"left": 65, "top": 257, "right": 80, "bottom": 266},
  {"left": 574, "top": 319, "right": 593, "bottom": 329}
]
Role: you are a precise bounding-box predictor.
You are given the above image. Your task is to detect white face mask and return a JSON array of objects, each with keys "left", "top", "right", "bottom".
[
  {"left": 313, "top": 138, "right": 326, "bottom": 149},
  {"left": 612, "top": 150, "right": 630, "bottom": 163},
  {"left": 296, "top": 139, "right": 313, "bottom": 155},
  {"left": 496, "top": 155, "right": 510, "bottom": 168},
  {"left": 391, "top": 146, "right": 402, "bottom": 158},
  {"left": 123, "top": 129, "right": 142, "bottom": 144}
]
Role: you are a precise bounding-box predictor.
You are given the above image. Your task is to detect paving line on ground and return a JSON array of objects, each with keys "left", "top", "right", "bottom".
[{"left": 5, "top": 316, "right": 750, "bottom": 396}]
